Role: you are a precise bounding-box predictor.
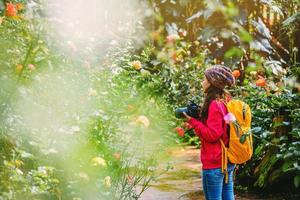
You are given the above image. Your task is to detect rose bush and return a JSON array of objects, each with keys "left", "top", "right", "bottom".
[{"left": 0, "top": 1, "right": 175, "bottom": 199}]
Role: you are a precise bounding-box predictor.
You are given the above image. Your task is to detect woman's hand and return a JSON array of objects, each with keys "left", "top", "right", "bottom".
[{"left": 183, "top": 112, "right": 191, "bottom": 121}]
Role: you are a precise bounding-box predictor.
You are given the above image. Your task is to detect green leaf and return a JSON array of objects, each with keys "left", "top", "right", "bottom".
[
  {"left": 239, "top": 134, "right": 247, "bottom": 144},
  {"left": 282, "top": 12, "right": 300, "bottom": 28},
  {"left": 282, "top": 162, "right": 292, "bottom": 172},
  {"left": 255, "top": 145, "right": 264, "bottom": 155},
  {"left": 282, "top": 121, "right": 290, "bottom": 126},
  {"left": 252, "top": 127, "right": 262, "bottom": 133},
  {"left": 273, "top": 121, "right": 283, "bottom": 128},
  {"left": 283, "top": 153, "right": 293, "bottom": 159},
  {"left": 226, "top": 2, "right": 239, "bottom": 17},
  {"left": 294, "top": 175, "right": 300, "bottom": 188},
  {"left": 239, "top": 27, "right": 253, "bottom": 42},
  {"left": 279, "top": 136, "right": 288, "bottom": 141},
  {"left": 276, "top": 153, "right": 282, "bottom": 158},
  {"left": 224, "top": 47, "right": 244, "bottom": 59}
]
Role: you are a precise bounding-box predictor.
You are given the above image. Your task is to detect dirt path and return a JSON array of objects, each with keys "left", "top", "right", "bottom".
[
  {"left": 139, "top": 145, "right": 288, "bottom": 200},
  {"left": 139, "top": 145, "right": 203, "bottom": 200}
]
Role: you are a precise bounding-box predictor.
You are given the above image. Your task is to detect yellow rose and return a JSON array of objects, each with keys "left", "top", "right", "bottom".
[
  {"left": 14, "top": 159, "right": 23, "bottom": 168},
  {"left": 16, "top": 3, "right": 24, "bottom": 11},
  {"left": 250, "top": 71, "right": 257, "bottom": 76},
  {"left": 104, "top": 176, "right": 111, "bottom": 188},
  {"left": 132, "top": 60, "right": 142, "bottom": 70},
  {"left": 15, "top": 64, "right": 23, "bottom": 74},
  {"left": 91, "top": 157, "right": 106, "bottom": 167},
  {"left": 136, "top": 115, "right": 150, "bottom": 127},
  {"left": 88, "top": 88, "right": 97, "bottom": 97}
]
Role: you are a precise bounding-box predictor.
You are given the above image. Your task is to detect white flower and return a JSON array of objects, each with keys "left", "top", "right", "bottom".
[
  {"left": 78, "top": 172, "right": 90, "bottom": 182},
  {"left": 16, "top": 168, "right": 23, "bottom": 175},
  {"left": 38, "top": 166, "right": 47, "bottom": 175},
  {"left": 140, "top": 69, "right": 150, "bottom": 76},
  {"left": 31, "top": 186, "right": 39, "bottom": 194},
  {"left": 71, "top": 126, "right": 80, "bottom": 132},
  {"left": 42, "top": 148, "right": 58, "bottom": 155}
]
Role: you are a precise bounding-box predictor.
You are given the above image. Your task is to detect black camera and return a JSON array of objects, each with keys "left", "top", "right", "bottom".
[{"left": 175, "top": 101, "right": 201, "bottom": 120}]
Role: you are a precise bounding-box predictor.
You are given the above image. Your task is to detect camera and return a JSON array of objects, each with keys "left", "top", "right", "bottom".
[{"left": 175, "top": 101, "right": 201, "bottom": 120}]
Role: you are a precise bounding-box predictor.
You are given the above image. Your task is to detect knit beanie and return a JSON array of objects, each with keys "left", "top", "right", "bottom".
[{"left": 204, "top": 65, "right": 235, "bottom": 89}]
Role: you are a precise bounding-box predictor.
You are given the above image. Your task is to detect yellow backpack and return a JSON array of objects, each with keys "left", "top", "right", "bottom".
[{"left": 218, "top": 99, "right": 253, "bottom": 183}]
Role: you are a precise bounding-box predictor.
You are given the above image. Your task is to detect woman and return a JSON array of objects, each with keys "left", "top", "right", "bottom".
[{"left": 183, "top": 65, "right": 236, "bottom": 200}]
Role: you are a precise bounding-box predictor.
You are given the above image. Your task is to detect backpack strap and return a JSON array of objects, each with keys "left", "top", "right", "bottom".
[
  {"left": 216, "top": 100, "right": 229, "bottom": 184},
  {"left": 220, "top": 139, "right": 229, "bottom": 184},
  {"left": 217, "top": 102, "right": 226, "bottom": 116}
]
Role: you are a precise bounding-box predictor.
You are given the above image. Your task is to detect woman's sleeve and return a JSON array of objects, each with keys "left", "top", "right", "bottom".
[{"left": 187, "top": 101, "right": 224, "bottom": 143}]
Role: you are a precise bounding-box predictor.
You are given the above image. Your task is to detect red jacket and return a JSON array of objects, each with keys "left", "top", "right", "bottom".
[{"left": 187, "top": 100, "right": 229, "bottom": 169}]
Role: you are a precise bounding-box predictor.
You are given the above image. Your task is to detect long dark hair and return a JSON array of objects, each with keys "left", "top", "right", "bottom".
[{"left": 200, "top": 85, "right": 225, "bottom": 122}]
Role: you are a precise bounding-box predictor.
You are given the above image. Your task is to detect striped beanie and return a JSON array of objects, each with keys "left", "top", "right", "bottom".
[{"left": 204, "top": 65, "right": 235, "bottom": 89}]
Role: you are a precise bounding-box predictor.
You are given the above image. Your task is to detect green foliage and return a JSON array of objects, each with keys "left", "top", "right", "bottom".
[
  {"left": 0, "top": 2, "right": 176, "bottom": 200},
  {"left": 140, "top": 0, "right": 300, "bottom": 194},
  {"left": 1, "top": 0, "right": 300, "bottom": 198},
  {"left": 234, "top": 89, "right": 300, "bottom": 190}
]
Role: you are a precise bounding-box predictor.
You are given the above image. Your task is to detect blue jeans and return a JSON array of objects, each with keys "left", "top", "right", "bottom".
[{"left": 202, "top": 164, "right": 235, "bottom": 200}]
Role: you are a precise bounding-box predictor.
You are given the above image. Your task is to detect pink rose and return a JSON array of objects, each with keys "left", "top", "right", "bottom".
[
  {"left": 166, "top": 34, "right": 179, "bottom": 44},
  {"left": 224, "top": 113, "right": 236, "bottom": 124}
]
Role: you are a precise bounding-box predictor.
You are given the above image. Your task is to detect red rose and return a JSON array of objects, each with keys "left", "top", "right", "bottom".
[
  {"left": 6, "top": 2, "right": 17, "bottom": 17},
  {"left": 232, "top": 70, "right": 241, "bottom": 78},
  {"left": 256, "top": 78, "right": 267, "bottom": 87},
  {"left": 174, "top": 127, "right": 185, "bottom": 137}
]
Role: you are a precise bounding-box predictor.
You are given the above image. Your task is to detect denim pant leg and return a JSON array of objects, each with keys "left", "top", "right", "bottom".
[
  {"left": 202, "top": 168, "right": 224, "bottom": 200},
  {"left": 222, "top": 164, "right": 235, "bottom": 200}
]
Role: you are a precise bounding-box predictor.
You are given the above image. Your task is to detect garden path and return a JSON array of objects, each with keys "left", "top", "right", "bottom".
[{"left": 139, "top": 145, "right": 285, "bottom": 200}]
